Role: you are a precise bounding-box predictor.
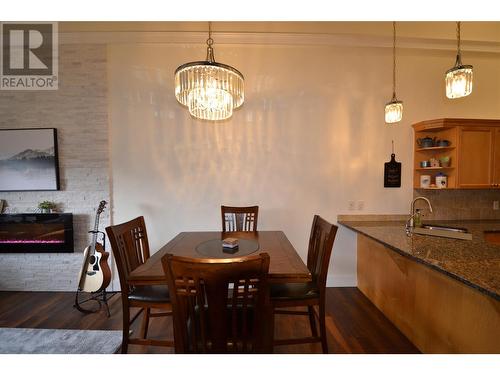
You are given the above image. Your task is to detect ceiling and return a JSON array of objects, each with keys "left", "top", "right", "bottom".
[{"left": 59, "top": 22, "right": 500, "bottom": 43}]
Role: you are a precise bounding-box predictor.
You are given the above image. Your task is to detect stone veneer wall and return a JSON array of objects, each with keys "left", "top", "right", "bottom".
[
  {"left": 0, "top": 44, "right": 110, "bottom": 291},
  {"left": 414, "top": 189, "right": 500, "bottom": 220}
]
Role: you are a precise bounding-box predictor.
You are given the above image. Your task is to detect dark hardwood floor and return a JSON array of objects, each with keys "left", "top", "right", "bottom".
[{"left": 0, "top": 287, "right": 419, "bottom": 354}]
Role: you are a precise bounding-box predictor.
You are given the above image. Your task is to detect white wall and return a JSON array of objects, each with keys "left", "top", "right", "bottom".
[{"left": 108, "top": 40, "right": 500, "bottom": 286}]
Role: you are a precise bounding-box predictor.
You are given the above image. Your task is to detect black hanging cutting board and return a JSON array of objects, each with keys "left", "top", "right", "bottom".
[{"left": 384, "top": 153, "right": 401, "bottom": 188}]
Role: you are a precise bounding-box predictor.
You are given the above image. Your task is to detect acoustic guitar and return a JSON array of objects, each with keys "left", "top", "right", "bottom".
[{"left": 77, "top": 200, "right": 111, "bottom": 293}]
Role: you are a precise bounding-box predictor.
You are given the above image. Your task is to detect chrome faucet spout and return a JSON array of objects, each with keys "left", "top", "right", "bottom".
[{"left": 407, "top": 196, "right": 433, "bottom": 231}]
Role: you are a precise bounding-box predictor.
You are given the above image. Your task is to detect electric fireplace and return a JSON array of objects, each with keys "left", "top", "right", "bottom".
[{"left": 0, "top": 213, "right": 73, "bottom": 253}]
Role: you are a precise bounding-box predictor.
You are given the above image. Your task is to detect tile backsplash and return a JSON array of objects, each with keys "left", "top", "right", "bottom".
[{"left": 414, "top": 189, "right": 500, "bottom": 220}]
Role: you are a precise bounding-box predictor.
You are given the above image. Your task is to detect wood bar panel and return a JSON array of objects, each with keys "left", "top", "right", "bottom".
[{"left": 357, "top": 234, "right": 500, "bottom": 353}]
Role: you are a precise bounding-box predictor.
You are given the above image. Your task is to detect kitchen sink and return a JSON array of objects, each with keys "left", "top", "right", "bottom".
[
  {"left": 412, "top": 224, "right": 472, "bottom": 240},
  {"left": 421, "top": 224, "right": 469, "bottom": 233}
]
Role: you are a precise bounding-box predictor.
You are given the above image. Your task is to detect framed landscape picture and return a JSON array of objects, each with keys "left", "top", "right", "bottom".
[{"left": 0, "top": 128, "right": 60, "bottom": 191}]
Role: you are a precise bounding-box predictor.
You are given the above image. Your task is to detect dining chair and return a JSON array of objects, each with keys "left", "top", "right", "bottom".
[
  {"left": 221, "top": 205, "right": 259, "bottom": 232},
  {"left": 161, "top": 253, "right": 272, "bottom": 353},
  {"left": 106, "top": 216, "right": 173, "bottom": 353},
  {"left": 270, "top": 215, "right": 338, "bottom": 353}
]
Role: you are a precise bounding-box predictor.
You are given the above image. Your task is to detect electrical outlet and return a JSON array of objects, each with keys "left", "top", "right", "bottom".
[
  {"left": 493, "top": 201, "right": 499, "bottom": 210},
  {"left": 348, "top": 201, "right": 355, "bottom": 211},
  {"left": 357, "top": 200, "right": 365, "bottom": 210}
]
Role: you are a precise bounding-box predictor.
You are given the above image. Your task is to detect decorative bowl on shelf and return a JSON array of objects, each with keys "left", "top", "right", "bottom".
[
  {"left": 440, "top": 156, "right": 451, "bottom": 167},
  {"left": 436, "top": 139, "right": 451, "bottom": 147},
  {"left": 417, "top": 137, "right": 436, "bottom": 148}
]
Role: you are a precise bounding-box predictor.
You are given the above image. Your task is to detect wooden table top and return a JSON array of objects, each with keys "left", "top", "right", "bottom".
[{"left": 128, "top": 231, "right": 311, "bottom": 285}]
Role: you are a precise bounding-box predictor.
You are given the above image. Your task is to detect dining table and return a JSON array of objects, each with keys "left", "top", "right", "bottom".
[{"left": 128, "top": 231, "right": 311, "bottom": 285}]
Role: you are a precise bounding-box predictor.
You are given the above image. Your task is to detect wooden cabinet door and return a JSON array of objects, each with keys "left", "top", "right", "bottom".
[
  {"left": 493, "top": 129, "right": 500, "bottom": 185},
  {"left": 457, "top": 127, "right": 495, "bottom": 188}
]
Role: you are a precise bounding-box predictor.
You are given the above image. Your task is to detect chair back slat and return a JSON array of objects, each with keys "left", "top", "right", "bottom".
[
  {"left": 162, "top": 253, "right": 271, "bottom": 353},
  {"left": 306, "top": 215, "right": 338, "bottom": 288},
  {"left": 221, "top": 205, "right": 259, "bottom": 232},
  {"left": 106, "top": 216, "right": 151, "bottom": 292}
]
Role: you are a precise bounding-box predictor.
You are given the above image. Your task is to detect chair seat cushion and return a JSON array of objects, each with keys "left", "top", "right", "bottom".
[
  {"left": 128, "top": 285, "right": 170, "bottom": 303},
  {"left": 270, "top": 282, "right": 319, "bottom": 301}
]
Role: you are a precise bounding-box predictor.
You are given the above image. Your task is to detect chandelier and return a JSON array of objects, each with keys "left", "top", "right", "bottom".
[
  {"left": 445, "top": 21, "right": 473, "bottom": 99},
  {"left": 385, "top": 21, "right": 403, "bottom": 124},
  {"left": 174, "top": 22, "right": 244, "bottom": 121}
]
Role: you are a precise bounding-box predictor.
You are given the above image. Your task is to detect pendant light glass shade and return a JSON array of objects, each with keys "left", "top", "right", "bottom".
[
  {"left": 385, "top": 99, "right": 403, "bottom": 124},
  {"left": 385, "top": 21, "right": 403, "bottom": 124},
  {"left": 174, "top": 23, "right": 244, "bottom": 121},
  {"left": 445, "top": 22, "right": 473, "bottom": 99},
  {"left": 445, "top": 64, "right": 473, "bottom": 99},
  {"left": 175, "top": 63, "right": 244, "bottom": 121}
]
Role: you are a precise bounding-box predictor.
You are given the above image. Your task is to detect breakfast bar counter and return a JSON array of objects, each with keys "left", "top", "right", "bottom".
[
  {"left": 339, "top": 218, "right": 500, "bottom": 353},
  {"left": 338, "top": 219, "right": 500, "bottom": 300}
]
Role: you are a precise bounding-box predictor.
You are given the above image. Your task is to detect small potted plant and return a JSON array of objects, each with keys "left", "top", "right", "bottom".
[{"left": 38, "top": 201, "right": 56, "bottom": 213}]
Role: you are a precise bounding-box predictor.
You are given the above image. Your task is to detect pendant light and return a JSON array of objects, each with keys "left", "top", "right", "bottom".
[
  {"left": 385, "top": 21, "right": 403, "bottom": 124},
  {"left": 445, "top": 21, "right": 473, "bottom": 99},
  {"left": 174, "top": 22, "right": 244, "bottom": 121}
]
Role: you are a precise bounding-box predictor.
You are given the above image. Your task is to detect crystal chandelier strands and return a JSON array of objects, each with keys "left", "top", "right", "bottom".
[
  {"left": 175, "top": 22, "right": 244, "bottom": 121},
  {"left": 385, "top": 21, "right": 403, "bottom": 124},
  {"left": 445, "top": 21, "right": 473, "bottom": 99}
]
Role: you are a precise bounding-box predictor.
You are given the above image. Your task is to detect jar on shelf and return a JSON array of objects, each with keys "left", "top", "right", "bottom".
[
  {"left": 436, "top": 173, "right": 448, "bottom": 188},
  {"left": 420, "top": 175, "right": 431, "bottom": 188}
]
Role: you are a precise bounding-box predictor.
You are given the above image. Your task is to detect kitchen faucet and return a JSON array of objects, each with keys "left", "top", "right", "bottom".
[{"left": 405, "top": 196, "right": 433, "bottom": 235}]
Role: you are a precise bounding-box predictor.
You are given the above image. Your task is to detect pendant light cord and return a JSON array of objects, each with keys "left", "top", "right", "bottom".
[
  {"left": 206, "top": 21, "right": 215, "bottom": 63},
  {"left": 454, "top": 21, "right": 463, "bottom": 66},
  {"left": 208, "top": 21, "right": 213, "bottom": 45},
  {"left": 392, "top": 21, "right": 397, "bottom": 100}
]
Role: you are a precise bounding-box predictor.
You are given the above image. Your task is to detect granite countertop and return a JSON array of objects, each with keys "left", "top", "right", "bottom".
[{"left": 338, "top": 219, "right": 500, "bottom": 301}]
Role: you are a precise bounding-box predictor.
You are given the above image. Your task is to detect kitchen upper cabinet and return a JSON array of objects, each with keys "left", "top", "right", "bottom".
[
  {"left": 457, "top": 127, "right": 495, "bottom": 188},
  {"left": 494, "top": 128, "right": 500, "bottom": 185},
  {"left": 412, "top": 119, "right": 500, "bottom": 190}
]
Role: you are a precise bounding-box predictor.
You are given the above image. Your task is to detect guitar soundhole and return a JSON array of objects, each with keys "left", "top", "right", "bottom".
[{"left": 89, "top": 255, "right": 96, "bottom": 264}]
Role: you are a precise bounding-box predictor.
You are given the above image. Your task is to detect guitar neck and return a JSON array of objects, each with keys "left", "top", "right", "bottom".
[{"left": 90, "top": 212, "right": 101, "bottom": 255}]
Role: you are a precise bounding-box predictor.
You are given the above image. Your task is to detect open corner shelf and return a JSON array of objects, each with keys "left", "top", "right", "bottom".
[
  {"left": 414, "top": 187, "right": 455, "bottom": 190},
  {"left": 415, "top": 146, "right": 455, "bottom": 152},
  {"left": 413, "top": 118, "right": 500, "bottom": 189},
  {"left": 415, "top": 167, "right": 454, "bottom": 171}
]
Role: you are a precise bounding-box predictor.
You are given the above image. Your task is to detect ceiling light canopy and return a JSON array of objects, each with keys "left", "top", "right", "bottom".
[
  {"left": 445, "top": 21, "right": 473, "bottom": 99},
  {"left": 385, "top": 21, "right": 403, "bottom": 124},
  {"left": 174, "top": 22, "right": 244, "bottom": 121}
]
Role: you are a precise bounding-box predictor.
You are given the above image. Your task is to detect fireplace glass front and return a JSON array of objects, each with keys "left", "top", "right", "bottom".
[{"left": 0, "top": 214, "right": 73, "bottom": 253}]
